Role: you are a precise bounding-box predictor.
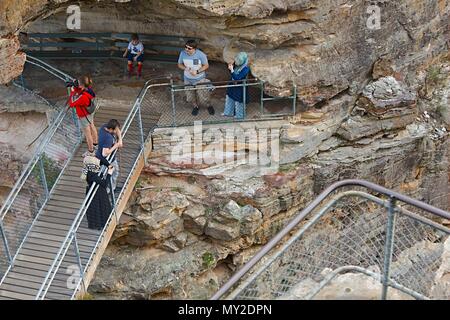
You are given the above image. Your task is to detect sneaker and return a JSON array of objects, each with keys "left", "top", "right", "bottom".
[
  {"left": 192, "top": 106, "right": 199, "bottom": 116},
  {"left": 207, "top": 106, "right": 215, "bottom": 115}
]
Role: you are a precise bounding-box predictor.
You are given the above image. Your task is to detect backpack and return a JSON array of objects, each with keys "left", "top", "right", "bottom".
[
  {"left": 85, "top": 98, "right": 97, "bottom": 114},
  {"left": 71, "top": 90, "right": 97, "bottom": 115}
]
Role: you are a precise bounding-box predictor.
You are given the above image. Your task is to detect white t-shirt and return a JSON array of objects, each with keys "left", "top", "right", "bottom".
[{"left": 128, "top": 42, "right": 144, "bottom": 55}]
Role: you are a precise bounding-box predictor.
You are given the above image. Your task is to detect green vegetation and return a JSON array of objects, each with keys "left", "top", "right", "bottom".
[
  {"left": 78, "top": 293, "right": 94, "bottom": 300},
  {"left": 135, "top": 177, "right": 143, "bottom": 189},
  {"left": 427, "top": 65, "right": 443, "bottom": 85},
  {"left": 171, "top": 187, "right": 183, "bottom": 193},
  {"left": 202, "top": 252, "right": 215, "bottom": 269},
  {"left": 205, "top": 207, "right": 215, "bottom": 217}
]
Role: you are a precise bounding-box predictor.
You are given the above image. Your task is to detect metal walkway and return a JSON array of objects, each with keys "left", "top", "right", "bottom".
[
  {"left": 0, "top": 53, "right": 296, "bottom": 300},
  {"left": 0, "top": 56, "right": 162, "bottom": 299}
]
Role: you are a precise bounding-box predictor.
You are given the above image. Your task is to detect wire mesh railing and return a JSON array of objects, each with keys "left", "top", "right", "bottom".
[
  {"left": 34, "top": 78, "right": 168, "bottom": 300},
  {"left": 0, "top": 55, "right": 79, "bottom": 283},
  {"left": 149, "top": 78, "right": 296, "bottom": 127},
  {"left": 211, "top": 180, "right": 450, "bottom": 300}
]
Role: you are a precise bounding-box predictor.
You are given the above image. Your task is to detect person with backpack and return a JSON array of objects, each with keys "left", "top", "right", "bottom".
[
  {"left": 68, "top": 78, "right": 98, "bottom": 154},
  {"left": 83, "top": 75, "right": 96, "bottom": 97}
]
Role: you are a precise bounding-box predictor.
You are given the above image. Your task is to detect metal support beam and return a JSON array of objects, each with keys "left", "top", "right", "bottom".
[
  {"left": 137, "top": 100, "right": 147, "bottom": 166},
  {"left": 381, "top": 196, "right": 397, "bottom": 300},
  {"left": 260, "top": 80, "right": 265, "bottom": 115},
  {"left": 170, "top": 79, "right": 176, "bottom": 127},
  {"left": 0, "top": 220, "right": 13, "bottom": 266},
  {"left": 39, "top": 156, "right": 49, "bottom": 200}
]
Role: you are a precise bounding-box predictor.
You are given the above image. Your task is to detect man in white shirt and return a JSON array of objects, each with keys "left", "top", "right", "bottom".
[
  {"left": 178, "top": 39, "right": 215, "bottom": 116},
  {"left": 123, "top": 34, "right": 144, "bottom": 78}
]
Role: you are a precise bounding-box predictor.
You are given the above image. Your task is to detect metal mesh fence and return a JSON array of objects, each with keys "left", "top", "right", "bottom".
[
  {"left": 225, "top": 186, "right": 449, "bottom": 300},
  {"left": 0, "top": 57, "right": 75, "bottom": 282},
  {"left": 37, "top": 85, "right": 163, "bottom": 299},
  {"left": 155, "top": 80, "right": 295, "bottom": 127},
  {"left": 15, "top": 61, "right": 70, "bottom": 123},
  {"left": 0, "top": 108, "right": 80, "bottom": 271}
]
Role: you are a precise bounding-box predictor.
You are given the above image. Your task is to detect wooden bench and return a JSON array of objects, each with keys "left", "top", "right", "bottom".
[{"left": 22, "top": 32, "right": 200, "bottom": 64}]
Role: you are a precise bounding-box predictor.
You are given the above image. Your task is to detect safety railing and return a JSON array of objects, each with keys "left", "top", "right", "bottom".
[
  {"left": 32, "top": 75, "right": 296, "bottom": 299},
  {"left": 144, "top": 78, "right": 297, "bottom": 127},
  {"left": 0, "top": 55, "right": 79, "bottom": 283},
  {"left": 211, "top": 179, "right": 450, "bottom": 300},
  {"left": 34, "top": 76, "right": 170, "bottom": 299}
]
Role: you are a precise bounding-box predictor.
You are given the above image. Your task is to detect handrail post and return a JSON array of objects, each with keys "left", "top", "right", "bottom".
[
  {"left": 39, "top": 156, "right": 49, "bottom": 200},
  {"left": 243, "top": 80, "right": 247, "bottom": 119},
  {"left": 72, "top": 232, "right": 84, "bottom": 279},
  {"left": 20, "top": 74, "right": 25, "bottom": 90},
  {"left": 0, "top": 220, "right": 13, "bottom": 267},
  {"left": 170, "top": 79, "right": 176, "bottom": 127},
  {"left": 72, "top": 232, "right": 87, "bottom": 297},
  {"left": 260, "top": 80, "right": 265, "bottom": 115},
  {"left": 381, "top": 196, "right": 397, "bottom": 300},
  {"left": 292, "top": 84, "right": 297, "bottom": 116},
  {"left": 137, "top": 99, "right": 147, "bottom": 165}
]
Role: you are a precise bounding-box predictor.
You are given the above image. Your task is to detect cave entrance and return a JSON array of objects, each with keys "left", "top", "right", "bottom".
[{"left": 18, "top": 3, "right": 297, "bottom": 127}]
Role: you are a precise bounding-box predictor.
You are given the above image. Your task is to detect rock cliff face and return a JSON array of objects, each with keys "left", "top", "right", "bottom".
[
  {"left": 0, "top": 84, "right": 52, "bottom": 205},
  {"left": 1, "top": 0, "right": 450, "bottom": 103},
  {"left": 89, "top": 57, "right": 450, "bottom": 299}
]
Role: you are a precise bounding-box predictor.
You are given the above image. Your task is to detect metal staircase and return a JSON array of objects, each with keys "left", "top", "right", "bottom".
[{"left": 0, "top": 56, "right": 163, "bottom": 299}]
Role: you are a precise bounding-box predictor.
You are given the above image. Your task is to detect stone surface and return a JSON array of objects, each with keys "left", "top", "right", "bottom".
[
  {"left": 183, "top": 204, "right": 207, "bottom": 236},
  {"left": 205, "top": 200, "right": 242, "bottom": 241},
  {"left": 284, "top": 272, "right": 413, "bottom": 300},
  {"left": 2, "top": 0, "right": 448, "bottom": 301},
  {"left": 0, "top": 84, "right": 53, "bottom": 113},
  {"left": 431, "top": 238, "right": 450, "bottom": 299},
  {"left": 2, "top": 0, "right": 449, "bottom": 104}
]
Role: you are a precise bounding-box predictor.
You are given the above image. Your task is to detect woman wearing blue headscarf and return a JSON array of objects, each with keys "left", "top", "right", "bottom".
[{"left": 223, "top": 52, "right": 250, "bottom": 119}]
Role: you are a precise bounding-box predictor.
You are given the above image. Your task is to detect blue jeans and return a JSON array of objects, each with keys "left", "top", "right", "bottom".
[
  {"left": 127, "top": 53, "right": 144, "bottom": 62},
  {"left": 224, "top": 95, "right": 245, "bottom": 119}
]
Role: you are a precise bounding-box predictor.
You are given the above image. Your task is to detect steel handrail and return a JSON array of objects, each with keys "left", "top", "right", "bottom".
[
  {"left": 211, "top": 179, "right": 450, "bottom": 300},
  {"left": 0, "top": 56, "right": 74, "bottom": 221},
  {"left": 26, "top": 55, "right": 73, "bottom": 81},
  {"left": 35, "top": 79, "right": 169, "bottom": 299}
]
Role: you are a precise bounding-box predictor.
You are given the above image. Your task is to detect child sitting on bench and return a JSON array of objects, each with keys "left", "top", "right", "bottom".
[{"left": 123, "top": 33, "right": 144, "bottom": 78}]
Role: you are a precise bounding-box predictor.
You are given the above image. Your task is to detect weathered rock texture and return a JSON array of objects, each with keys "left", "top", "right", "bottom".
[
  {"left": 0, "top": 0, "right": 449, "bottom": 300},
  {"left": 89, "top": 55, "right": 450, "bottom": 299},
  {"left": 1, "top": 0, "right": 449, "bottom": 103},
  {"left": 0, "top": 84, "right": 52, "bottom": 205}
]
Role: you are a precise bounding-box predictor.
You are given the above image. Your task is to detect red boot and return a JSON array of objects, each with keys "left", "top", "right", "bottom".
[
  {"left": 137, "top": 63, "right": 143, "bottom": 78},
  {"left": 128, "top": 63, "right": 134, "bottom": 77}
]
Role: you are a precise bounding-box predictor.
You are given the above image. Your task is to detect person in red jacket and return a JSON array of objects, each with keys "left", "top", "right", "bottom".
[{"left": 69, "top": 80, "right": 98, "bottom": 153}]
